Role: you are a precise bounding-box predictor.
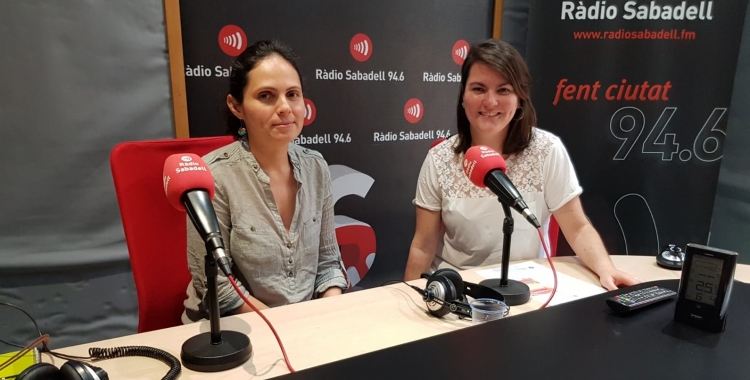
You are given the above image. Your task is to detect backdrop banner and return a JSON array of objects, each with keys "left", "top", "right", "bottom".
[
  {"left": 525, "top": 0, "right": 748, "bottom": 256},
  {"left": 178, "top": 0, "right": 493, "bottom": 287}
]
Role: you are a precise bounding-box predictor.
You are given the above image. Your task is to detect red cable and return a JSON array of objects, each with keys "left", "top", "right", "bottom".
[
  {"left": 536, "top": 228, "right": 558, "bottom": 309},
  {"left": 228, "top": 276, "right": 295, "bottom": 373}
]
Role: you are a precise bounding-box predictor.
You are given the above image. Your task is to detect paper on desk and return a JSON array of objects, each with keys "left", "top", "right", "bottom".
[{"left": 475, "top": 261, "right": 606, "bottom": 306}]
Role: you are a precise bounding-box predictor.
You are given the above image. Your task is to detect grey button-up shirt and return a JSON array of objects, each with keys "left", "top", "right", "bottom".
[{"left": 184, "top": 139, "right": 347, "bottom": 321}]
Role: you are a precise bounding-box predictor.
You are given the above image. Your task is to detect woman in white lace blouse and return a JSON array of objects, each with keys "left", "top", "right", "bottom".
[{"left": 403, "top": 39, "right": 638, "bottom": 291}]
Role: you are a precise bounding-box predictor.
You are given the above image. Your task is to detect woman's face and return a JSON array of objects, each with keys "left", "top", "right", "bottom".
[
  {"left": 229, "top": 54, "right": 305, "bottom": 144},
  {"left": 462, "top": 61, "right": 520, "bottom": 141}
]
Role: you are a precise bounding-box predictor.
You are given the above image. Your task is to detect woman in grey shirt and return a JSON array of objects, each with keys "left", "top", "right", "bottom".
[{"left": 183, "top": 40, "right": 347, "bottom": 323}]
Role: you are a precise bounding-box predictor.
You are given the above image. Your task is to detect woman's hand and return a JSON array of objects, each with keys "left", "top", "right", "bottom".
[
  {"left": 234, "top": 295, "right": 270, "bottom": 314},
  {"left": 596, "top": 267, "right": 640, "bottom": 291},
  {"left": 553, "top": 197, "right": 641, "bottom": 291},
  {"left": 320, "top": 287, "right": 343, "bottom": 298}
]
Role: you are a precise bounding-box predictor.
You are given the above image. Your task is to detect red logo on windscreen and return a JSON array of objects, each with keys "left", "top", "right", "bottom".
[
  {"left": 218, "top": 25, "right": 247, "bottom": 56},
  {"left": 303, "top": 98, "right": 316, "bottom": 126},
  {"left": 404, "top": 98, "right": 424, "bottom": 124},
  {"left": 350, "top": 33, "right": 373, "bottom": 62},
  {"left": 452, "top": 40, "right": 469, "bottom": 66}
]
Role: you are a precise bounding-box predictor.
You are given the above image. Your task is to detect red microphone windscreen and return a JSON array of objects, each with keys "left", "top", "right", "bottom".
[
  {"left": 163, "top": 153, "right": 215, "bottom": 211},
  {"left": 462, "top": 146, "right": 507, "bottom": 188},
  {"left": 430, "top": 138, "right": 446, "bottom": 149}
]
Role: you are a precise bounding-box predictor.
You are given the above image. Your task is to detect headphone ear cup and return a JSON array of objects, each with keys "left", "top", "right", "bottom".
[
  {"left": 60, "top": 360, "right": 108, "bottom": 380},
  {"left": 426, "top": 276, "right": 458, "bottom": 318},
  {"left": 432, "top": 268, "right": 465, "bottom": 298},
  {"left": 16, "top": 363, "right": 65, "bottom": 380}
]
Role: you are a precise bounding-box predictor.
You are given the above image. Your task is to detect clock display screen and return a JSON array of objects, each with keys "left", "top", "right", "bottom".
[{"left": 685, "top": 255, "right": 723, "bottom": 306}]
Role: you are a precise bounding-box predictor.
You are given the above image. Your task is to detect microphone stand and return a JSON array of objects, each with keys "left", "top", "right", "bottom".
[
  {"left": 181, "top": 254, "right": 252, "bottom": 372},
  {"left": 478, "top": 203, "right": 531, "bottom": 306}
]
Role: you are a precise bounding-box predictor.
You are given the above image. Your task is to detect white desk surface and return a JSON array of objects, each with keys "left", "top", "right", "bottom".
[{"left": 53, "top": 256, "right": 750, "bottom": 379}]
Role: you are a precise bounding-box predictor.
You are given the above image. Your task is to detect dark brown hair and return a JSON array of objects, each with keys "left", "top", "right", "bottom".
[{"left": 454, "top": 39, "right": 537, "bottom": 155}]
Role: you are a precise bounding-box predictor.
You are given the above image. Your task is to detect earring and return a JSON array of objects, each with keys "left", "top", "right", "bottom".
[
  {"left": 513, "top": 107, "right": 524, "bottom": 121},
  {"left": 238, "top": 120, "right": 247, "bottom": 137},
  {"left": 461, "top": 102, "right": 465, "bottom": 108}
]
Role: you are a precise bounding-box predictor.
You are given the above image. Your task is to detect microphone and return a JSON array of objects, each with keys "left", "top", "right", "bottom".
[
  {"left": 163, "top": 153, "right": 232, "bottom": 276},
  {"left": 462, "top": 146, "right": 541, "bottom": 228}
]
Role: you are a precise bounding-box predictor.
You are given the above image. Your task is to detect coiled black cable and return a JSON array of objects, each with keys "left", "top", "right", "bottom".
[{"left": 89, "top": 346, "right": 181, "bottom": 380}]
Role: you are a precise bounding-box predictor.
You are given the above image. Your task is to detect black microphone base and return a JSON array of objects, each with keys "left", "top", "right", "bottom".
[
  {"left": 479, "top": 279, "right": 531, "bottom": 306},
  {"left": 181, "top": 330, "right": 252, "bottom": 372}
]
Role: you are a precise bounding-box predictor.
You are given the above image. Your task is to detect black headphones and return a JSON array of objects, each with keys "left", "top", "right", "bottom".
[
  {"left": 16, "top": 361, "right": 108, "bottom": 380},
  {"left": 16, "top": 346, "right": 179, "bottom": 380},
  {"left": 415, "top": 268, "right": 508, "bottom": 319}
]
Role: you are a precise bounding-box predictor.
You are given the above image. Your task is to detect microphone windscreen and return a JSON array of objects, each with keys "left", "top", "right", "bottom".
[
  {"left": 462, "top": 146, "right": 507, "bottom": 188},
  {"left": 163, "top": 153, "right": 215, "bottom": 211}
]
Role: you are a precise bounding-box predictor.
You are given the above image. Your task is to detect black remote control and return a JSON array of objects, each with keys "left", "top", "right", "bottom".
[{"left": 606, "top": 286, "right": 677, "bottom": 313}]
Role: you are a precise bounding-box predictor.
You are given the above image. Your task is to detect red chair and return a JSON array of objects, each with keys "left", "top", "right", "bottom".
[
  {"left": 548, "top": 216, "right": 559, "bottom": 257},
  {"left": 110, "top": 136, "right": 234, "bottom": 333}
]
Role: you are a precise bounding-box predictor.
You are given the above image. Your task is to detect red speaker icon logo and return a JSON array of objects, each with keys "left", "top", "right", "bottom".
[
  {"left": 452, "top": 40, "right": 470, "bottom": 66},
  {"left": 404, "top": 98, "right": 424, "bottom": 124},
  {"left": 218, "top": 25, "right": 247, "bottom": 57},
  {"left": 303, "top": 98, "right": 316, "bottom": 126},
  {"left": 350, "top": 33, "right": 373, "bottom": 62}
]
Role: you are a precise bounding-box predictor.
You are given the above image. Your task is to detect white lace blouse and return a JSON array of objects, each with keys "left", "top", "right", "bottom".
[{"left": 414, "top": 128, "right": 582, "bottom": 271}]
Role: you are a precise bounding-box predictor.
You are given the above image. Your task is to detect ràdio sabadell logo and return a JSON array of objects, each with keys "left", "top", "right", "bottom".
[
  {"left": 350, "top": 33, "right": 373, "bottom": 62},
  {"left": 218, "top": 25, "right": 247, "bottom": 57},
  {"left": 452, "top": 40, "right": 469, "bottom": 66},
  {"left": 303, "top": 98, "right": 317, "bottom": 126},
  {"left": 404, "top": 98, "right": 424, "bottom": 124}
]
